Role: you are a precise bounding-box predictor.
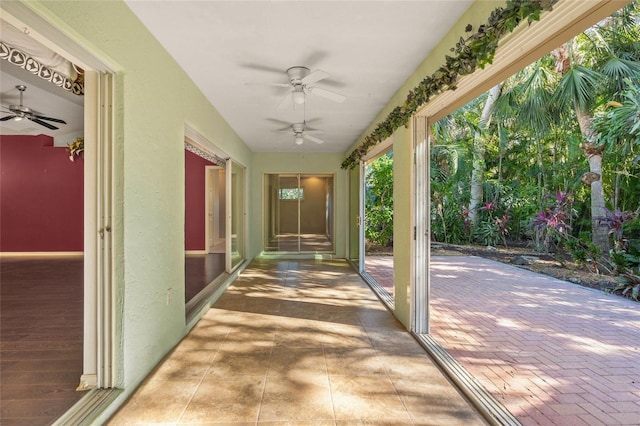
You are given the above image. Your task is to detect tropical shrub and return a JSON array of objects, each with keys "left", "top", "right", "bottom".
[
  {"left": 531, "top": 191, "right": 574, "bottom": 252},
  {"left": 365, "top": 152, "right": 394, "bottom": 247}
]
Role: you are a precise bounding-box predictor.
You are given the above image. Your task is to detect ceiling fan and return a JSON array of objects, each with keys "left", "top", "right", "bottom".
[
  {"left": 273, "top": 120, "right": 325, "bottom": 145},
  {"left": 0, "top": 85, "right": 67, "bottom": 130},
  {"left": 274, "top": 66, "right": 346, "bottom": 110}
]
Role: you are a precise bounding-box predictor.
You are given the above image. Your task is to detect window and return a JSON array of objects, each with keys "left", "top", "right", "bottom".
[{"left": 279, "top": 188, "right": 304, "bottom": 200}]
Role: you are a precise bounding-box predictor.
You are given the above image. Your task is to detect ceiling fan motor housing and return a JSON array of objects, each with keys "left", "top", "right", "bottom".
[
  {"left": 1, "top": 84, "right": 67, "bottom": 129},
  {"left": 286, "top": 66, "right": 310, "bottom": 85}
]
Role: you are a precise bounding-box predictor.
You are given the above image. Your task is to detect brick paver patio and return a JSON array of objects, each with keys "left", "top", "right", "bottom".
[
  {"left": 365, "top": 254, "right": 640, "bottom": 426},
  {"left": 364, "top": 255, "right": 394, "bottom": 296}
]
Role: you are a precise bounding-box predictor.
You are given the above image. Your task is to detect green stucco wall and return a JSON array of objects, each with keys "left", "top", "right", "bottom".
[
  {"left": 391, "top": 126, "right": 412, "bottom": 328},
  {"left": 26, "top": 0, "right": 252, "bottom": 404}
]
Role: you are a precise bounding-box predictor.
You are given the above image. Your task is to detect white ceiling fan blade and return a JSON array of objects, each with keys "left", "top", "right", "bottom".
[
  {"left": 307, "top": 86, "right": 346, "bottom": 103},
  {"left": 304, "top": 117, "right": 322, "bottom": 126},
  {"left": 304, "top": 126, "right": 323, "bottom": 134},
  {"left": 276, "top": 91, "right": 293, "bottom": 110},
  {"left": 243, "top": 82, "right": 289, "bottom": 88},
  {"left": 304, "top": 133, "right": 324, "bottom": 144},
  {"left": 266, "top": 118, "right": 293, "bottom": 126},
  {"left": 301, "top": 69, "right": 330, "bottom": 86}
]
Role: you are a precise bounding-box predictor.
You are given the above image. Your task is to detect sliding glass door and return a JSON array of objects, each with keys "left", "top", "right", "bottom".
[
  {"left": 227, "top": 160, "right": 246, "bottom": 270},
  {"left": 264, "top": 173, "right": 334, "bottom": 253}
]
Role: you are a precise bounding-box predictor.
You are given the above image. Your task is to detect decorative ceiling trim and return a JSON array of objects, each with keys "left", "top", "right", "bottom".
[
  {"left": 416, "top": 0, "right": 628, "bottom": 122},
  {"left": 184, "top": 124, "right": 231, "bottom": 168},
  {"left": 0, "top": 40, "right": 84, "bottom": 95},
  {"left": 185, "top": 142, "right": 227, "bottom": 167}
]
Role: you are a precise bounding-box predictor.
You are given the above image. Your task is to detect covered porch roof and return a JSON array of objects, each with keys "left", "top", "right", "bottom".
[{"left": 123, "top": 0, "right": 626, "bottom": 159}]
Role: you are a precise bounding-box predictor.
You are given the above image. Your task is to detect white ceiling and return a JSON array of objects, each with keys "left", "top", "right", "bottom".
[
  {"left": 0, "top": 1, "right": 474, "bottom": 154},
  {"left": 124, "top": 0, "right": 473, "bottom": 153},
  {"left": 0, "top": 64, "right": 84, "bottom": 145}
]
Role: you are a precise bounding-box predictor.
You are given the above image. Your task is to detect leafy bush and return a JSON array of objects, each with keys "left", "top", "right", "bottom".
[
  {"left": 365, "top": 152, "right": 394, "bottom": 247},
  {"left": 612, "top": 269, "right": 640, "bottom": 301},
  {"left": 531, "top": 191, "right": 574, "bottom": 252},
  {"left": 473, "top": 218, "right": 502, "bottom": 247},
  {"left": 472, "top": 201, "right": 510, "bottom": 247},
  {"left": 565, "top": 236, "right": 602, "bottom": 272},
  {"left": 431, "top": 195, "right": 472, "bottom": 244}
]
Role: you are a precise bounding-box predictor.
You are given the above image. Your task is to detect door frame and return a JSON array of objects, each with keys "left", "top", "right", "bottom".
[
  {"left": 412, "top": 115, "right": 430, "bottom": 334},
  {"left": 262, "top": 172, "right": 336, "bottom": 254},
  {"left": 205, "top": 165, "right": 224, "bottom": 254},
  {"left": 226, "top": 159, "right": 247, "bottom": 272},
  {"left": 406, "top": 0, "right": 627, "bottom": 336},
  {"left": 0, "top": 2, "right": 120, "bottom": 421},
  {"left": 0, "top": 3, "right": 117, "bottom": 390},
  {"left": 358, "top": 140, "right": 393, "bottom": 275}
]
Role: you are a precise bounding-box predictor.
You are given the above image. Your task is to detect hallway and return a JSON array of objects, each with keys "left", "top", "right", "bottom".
[{"left": 108, "top": 258, "right": 485, "bottom": 425}]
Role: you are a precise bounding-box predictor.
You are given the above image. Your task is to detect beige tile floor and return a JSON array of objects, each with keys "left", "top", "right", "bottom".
[{"left": 108, "top": 258, "right": 486, "bottom": 425}]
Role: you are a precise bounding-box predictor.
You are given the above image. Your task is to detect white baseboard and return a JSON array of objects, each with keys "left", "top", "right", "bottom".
[{"left": 0, "top": 251, "right": 83, "bottom": 258}]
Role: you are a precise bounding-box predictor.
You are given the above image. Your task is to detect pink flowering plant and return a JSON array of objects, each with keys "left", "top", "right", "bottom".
[
  {"left": 531, "top": 191, "right": 574, "bottom": 253},
  {"left": 473, "top": 200, "right": 510, "bottom": 247}
]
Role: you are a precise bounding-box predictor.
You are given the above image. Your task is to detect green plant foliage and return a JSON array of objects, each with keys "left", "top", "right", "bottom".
[
  {"left": 592, "top": 78, "right": 640, "bottom": 152},
  {"left": 365, "top": 152, "right": 394, "bottom": 247},
  {"left": 473, "top": 219, "right": 503, "bottom": 247},
  {"left": 612, "top": 269, "right": 640, "bottom": 300},
  {"left": 566, "top": 236, "right": 602, "bottom": 271},
  {"left": 431, "top": 194, "right": 471, "bottom": 244},
  {"left": 390, "top": 1, "right": 640, "bottom": 295},
  {"left": 341, "top": 0, "right": 559, "bottom": 169}
]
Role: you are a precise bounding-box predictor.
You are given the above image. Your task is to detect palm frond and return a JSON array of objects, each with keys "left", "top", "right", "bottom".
[{"left": 552, "top": 65, "right": 603, "bottom": 112}]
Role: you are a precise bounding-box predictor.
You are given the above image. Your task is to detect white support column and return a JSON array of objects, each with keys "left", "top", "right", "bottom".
[
  {"left": 79, "top": 70, "right": 98, "bottom": 391},
  {"left": 358, "top": 161, "right": 365, "bottom": 273},
  {"left": 412, "top": 115, "right": 430, "bottom": 335}
]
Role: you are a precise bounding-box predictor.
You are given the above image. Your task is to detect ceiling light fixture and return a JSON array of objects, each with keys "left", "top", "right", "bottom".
[
  {"left": 294, "top": 135, "right": 304, "bottom": 145},
  {"left": 292, "top": 86, "right": 305, "bottom": 105}
]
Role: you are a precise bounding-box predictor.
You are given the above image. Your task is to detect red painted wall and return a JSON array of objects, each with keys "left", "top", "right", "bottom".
[
  {"left": 185, "top": 150, "right": 213, "bottom": 251},
  {"left": 0, "top": 135, "right": 84, "bottom": 252}
]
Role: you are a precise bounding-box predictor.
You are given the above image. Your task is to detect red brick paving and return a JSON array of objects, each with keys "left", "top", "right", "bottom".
[
  {"left": 364, "top": 254, "right": 640, "bottom": 426},
  {"left": 364, "top": 255, "right": 394, "bottom": 297}
]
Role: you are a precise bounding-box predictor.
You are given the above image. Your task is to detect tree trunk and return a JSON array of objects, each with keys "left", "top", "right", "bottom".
[
  {"left": 553, "top": 43, "right": 610, "bottom": 255},
  {"left": 576, "top": 108, "right": 610, "bottom": 255},
  {"left": 469, "top": 83, "right": 502, "bottom": 225}
]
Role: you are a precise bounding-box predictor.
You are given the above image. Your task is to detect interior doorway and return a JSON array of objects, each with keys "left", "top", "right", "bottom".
[
  {"left": 0, "top": 22, "right": 87, "bottom": 426},
  {"left": 0, "top": 10, "right": 116, "bottom": 424},
  {"left": 184, "top": 144, "right": 227, "bottom": 309},
  {"left": 263, "top": 173, "right": 335, "bottom": 253},
  {"left": 183, "top": 131, "right": 247, "bottom": 318}
]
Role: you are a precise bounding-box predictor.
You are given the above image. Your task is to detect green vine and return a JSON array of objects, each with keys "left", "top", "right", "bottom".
[{"left": 341, "top": 0, "right": 558, "bottom": 169}]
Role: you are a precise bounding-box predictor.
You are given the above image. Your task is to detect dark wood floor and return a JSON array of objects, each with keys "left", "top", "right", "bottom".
[
  {"left": 0, "top": 254, "right": 226, "bottom": 425},
  {"left": 185, "top": 253, "right": 226, "bottom": 303},
  {"left": 1, "top": 256, "right": 86, "bottom": 426}
]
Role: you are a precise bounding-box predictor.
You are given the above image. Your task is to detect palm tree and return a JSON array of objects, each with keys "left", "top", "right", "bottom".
[
  {"left": 547, "top": 2, "right": 639, "bottom": 254},
  {"left": 468, "top": 83, "right": 503, "bottom": 226}
]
